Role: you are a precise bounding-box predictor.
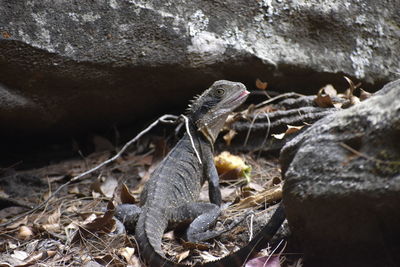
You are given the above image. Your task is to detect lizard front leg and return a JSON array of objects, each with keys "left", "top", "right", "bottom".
[{"left": 204, "top": 152, "right": 222, "bottom": 206}]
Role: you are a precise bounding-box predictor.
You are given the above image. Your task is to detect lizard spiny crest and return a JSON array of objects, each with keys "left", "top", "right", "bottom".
[{"left": 186, "top": 80, "right": 249, "bottom": 144}]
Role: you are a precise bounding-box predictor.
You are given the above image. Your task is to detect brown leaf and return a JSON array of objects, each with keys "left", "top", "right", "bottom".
[
  {"left": 272, "top": 125, "right": 304, "bottom": 140},
  {"left": 182, "top": 240, "right": 210, "bottom": 250},
  {"left": 68, "top": 185, "right": 80, "bottom": 195},
  {"left": 16, "top": 251, "right": 57, "bottom": 267},
  {"left": 42, "top": 223, "right": 60, "bottom": 232},
  {"left": 360, "top": 88, "right": 372, "bottom": 101},
  {"left": 285, "top": 125, "right": 304, "bottom": 135},
  {"left": 17, "top": 226, "right": 34, "bottom": 240},
  {"left": 223, "top": 129, "right": 237, "bottom": 146},
  {"left": 47, "top": 207, "right": 61, "bottom": 224},
  {"left": 6, "top": 216, "right": 28, "bottom": 230},
  {"left": 120, "top": 184, "right": 136, "bottom": 204},
  {"left": 255, "top": 79, "right": 268, "bottom": 90},
  {"left": 231, "top": 185, "right": 282, "bottom": 210},
  {"left": 118, "top": 247, "right": 136, "bottom": 265},
  {"left": 72, "top": 201, "right": 116, "bottom": 243},
  {"left": 99, "top": 176, "right": 118, "bottom": 198},
  {"left": 343, "top": 76, "right": 356, "bottom": 96},
  {"left": 321, "top": 84, "right": 337, "bottom": 97},
  {"left": 343, "top": 76, "right": 362, "bottom": 100},
  {"left": 176, "top": 250, "right": 190, "bottom": 263},
  {"left": 350, "top": 95, "right": 360, "bottom": 105},
  {"left": 314, "top": 88, "right": 334, "bottom": 108},
  {"left": 258, "top": 105, "right": 278, "bottom": 113}
]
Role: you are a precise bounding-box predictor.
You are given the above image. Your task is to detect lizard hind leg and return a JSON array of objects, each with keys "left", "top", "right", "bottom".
[
  {"left": 115, "top": 203, "right": 142, "bottom": 233},
  {"left": 170, "top": 202, "right": 248, "bottom": 244}
]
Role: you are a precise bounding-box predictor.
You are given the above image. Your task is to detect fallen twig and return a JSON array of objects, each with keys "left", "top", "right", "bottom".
[
  {"left": 0, "top": 114, "right": 179, "bottom": 227},
  {"left": 255, "top": 92, "right": 304, "bottom": 109}
]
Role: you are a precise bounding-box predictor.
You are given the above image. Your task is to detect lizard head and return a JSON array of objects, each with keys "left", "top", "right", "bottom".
[{"left": 187, "top": 80, "right": 249, "bottom": 144}]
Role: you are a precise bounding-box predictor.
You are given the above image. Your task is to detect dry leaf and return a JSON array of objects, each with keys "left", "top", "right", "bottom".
[
  {"left": 333, "top": 102, "right": 343, "bottom": 108},
  {"left": 120, "top": 184, "right": 136, "bottom": 204},
  {"left": 12, "top": 251, "right": 28, "bottom": 261},
  {"left": 47, "top": 208, "right": 61, "bottom": 224},
  {"left": 255, "top": 79, "right": 268, "bottom": 90},
  {"left": 66, "top": 204, "right": 78, "bottom": 213},
  {"left": 42, "top": 223, "right": 60, "bottom": 232},
  {"left": 68, "top": 185, "right": 80, "bottom": 195},
  {"left": 198, "top": 250, "right": 221, "bottom": 262},
  {"left": 99, "top": 176, "right": 118, "bottom": 198},
  {"left": 285, "top": 125, "right": 304, "bottom": 135},
  {"left": 272, "top": 124, "right": 304, "bottom": 140},
  {"left": 72, "top": 201, "right": 116, "bottom": 243},
  {"left": 350, "top": 95, "right": 360, "bottom": 105},
  {"left": 220, "top": 186, "right": 236, "bottom": 200},
  {"left": 245, "top": 255, "right": 281, "bottom": 267},
  {"left": 214, "top": 151, "right": 252, "bottom": 182},
  {"left": 258, "top": 105, "right": 278, "bottom": 113},
  {"left": 42, "top": 190, "right": 52, "bottom": 201},
  {"left": 232, "top": 185, "right": 282, "bottom": 210},
  {"left": 6, "top": 216, "right": 28, "bottom": 230},
  {"left": 176, "top": 250, "right": 190, "bottom": 263},
  {"left": 118, "top": 247, "right": 135, "bottom": 264},
  {"left": 321, "top": 84, "right": 337, "bottom": 97},
  {"left": 223, "top": 129, "right": 237, "bottom": 146},
  {"left": 17, "top": 226, "right": 34, "bottom": 240},
  {"left": 360, "top": 88, "right": 372, "bottom": 101},
  {"left": 18, "top": 251, "right": 57, "bottom": 266},
  {"left": 91, "top": 191, "right": 101, "bottom": 199},
  {"left": 271, "top": 133, "right": 285, "bottom": 140},
  {"left": 343, "top": 76, "right": 356, "bottom": 96},
  {"left": 314, "top": 88, "right": 334, "bottom": 108}
]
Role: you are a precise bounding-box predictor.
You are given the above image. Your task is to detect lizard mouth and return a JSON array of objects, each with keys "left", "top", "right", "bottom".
[{"left": 230, "top": 89, "right": 250, "bottom": 104}]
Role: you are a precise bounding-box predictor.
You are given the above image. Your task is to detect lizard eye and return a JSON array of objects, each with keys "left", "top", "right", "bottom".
[{"left": 215, "top": 88, "right": 225, "bottom": 97}]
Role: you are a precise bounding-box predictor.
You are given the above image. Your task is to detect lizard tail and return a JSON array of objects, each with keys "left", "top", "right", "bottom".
[
  {"left": 135, "top": 210, "right": 180, "bottom": 267},
  {"left": 201, "top": 203, "right": 286, "bottom": 267},
  {"left": 136, "top": 204, "right": 285, "bottom": 267}
]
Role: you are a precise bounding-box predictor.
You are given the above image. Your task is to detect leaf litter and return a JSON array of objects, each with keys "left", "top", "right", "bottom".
[{"left": 0, "top": 79, "right": 365, "bottom": 266}]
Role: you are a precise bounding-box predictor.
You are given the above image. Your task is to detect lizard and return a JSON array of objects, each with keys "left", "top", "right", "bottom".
[{"left": 115, "top": 80, "right": 286, "bottom": 266}]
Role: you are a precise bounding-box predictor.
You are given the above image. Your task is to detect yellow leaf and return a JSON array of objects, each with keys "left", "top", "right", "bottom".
[{"left": 214, "top": 151, "right": 252, "bottom": 182}]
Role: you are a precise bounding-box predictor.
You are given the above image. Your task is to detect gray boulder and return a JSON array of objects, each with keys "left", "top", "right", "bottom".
[
  {"left": 280, "top": 79, "right": 400, "bottom": 266},
  {"left": 1, "top": 0, "right": 399, "bottom": 136}
]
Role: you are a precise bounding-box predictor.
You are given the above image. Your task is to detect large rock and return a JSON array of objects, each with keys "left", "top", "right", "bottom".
[
  {"left": 1, "top": 0, "right": 399, "bottom": 137},
  {"left": 280, "top": 79, "right": 400, "bottom": 266}
]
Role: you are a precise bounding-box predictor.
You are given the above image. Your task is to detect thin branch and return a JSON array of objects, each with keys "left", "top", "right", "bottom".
[
  {"left": 257, "top": 111, "right": 271, "bottom": 159},
  {"left": 181, "top": 114, "right": 202, "bottom": 165},
  {"left": 264, "top": 239, "right": 286, "bottom": 267},
  {"left": 244, "top": 112, "right": 260, "bottom": 147},
  {"left": 0, "top": 114, "right": 179, "bottom": 227},
  {"left": 255, "top": 92, "right": 304, "bottom": 109},
  {"left": 248, "top": 213, "right": 255, "bottom": 241}
]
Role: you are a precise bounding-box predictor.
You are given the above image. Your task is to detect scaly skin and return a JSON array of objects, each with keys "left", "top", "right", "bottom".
[{"left": 128, "top": 80, "right": 285, "bottom": 266}]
